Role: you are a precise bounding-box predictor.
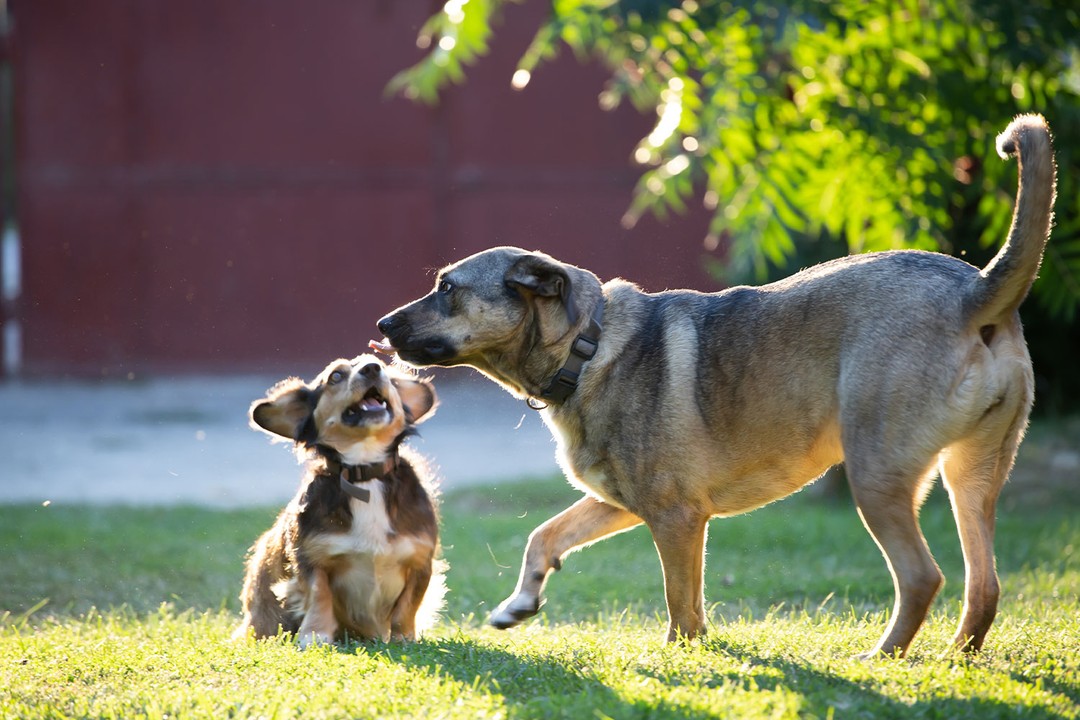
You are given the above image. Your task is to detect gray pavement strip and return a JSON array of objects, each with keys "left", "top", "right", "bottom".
[{"left": 0, "top": 371, "right": 560, "bottom": 507}]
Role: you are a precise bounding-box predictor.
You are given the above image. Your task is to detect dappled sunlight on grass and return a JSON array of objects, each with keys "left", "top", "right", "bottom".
[
  {"left": 2, "top": 475, "right": 1077, "bottom": 718},
  {"left": 6, "top": 603, "right": 1077, "bottom": 718}
]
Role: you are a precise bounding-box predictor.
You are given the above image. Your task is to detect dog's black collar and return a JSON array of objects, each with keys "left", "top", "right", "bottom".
[
  {"left": 318, "top": 429, "right": 416, "bottom": 503},
  {"left": 529, "top": 299, "right": 604, "bottom": 409},
  {"left": 336, "top": 456, "right": 397, "bottom": 503}
]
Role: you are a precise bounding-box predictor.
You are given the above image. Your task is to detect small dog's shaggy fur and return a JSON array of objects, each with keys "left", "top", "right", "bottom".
[{"left": 234, "top": 355, "right": 444, "bottom": 646}]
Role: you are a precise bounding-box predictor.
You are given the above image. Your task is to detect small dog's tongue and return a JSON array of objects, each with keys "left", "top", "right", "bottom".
[
  {"left": 361, "top": 396, "right": 384, "bottom": 411},
  {"left": 369, "top": 339, "right": 396, "bottom": 355}
]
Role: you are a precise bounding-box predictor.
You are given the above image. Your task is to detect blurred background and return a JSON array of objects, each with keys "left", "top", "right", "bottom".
[
  {"left": 1, "top": 0, "right": 1077, "bottom": 409},
  {"left": 2, "top": 0, "right": 720, "bottom": 380},
  {"left": 0, "top": 2, "right": 1076, "bottom": 626}
]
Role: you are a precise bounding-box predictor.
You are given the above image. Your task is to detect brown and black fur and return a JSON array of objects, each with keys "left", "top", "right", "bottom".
[
  {"left": 372, "top": 116, "right": 1056, "bottom": 657},
  {"left": 234, "top": 355, "right": 444, "bottom": 646}
]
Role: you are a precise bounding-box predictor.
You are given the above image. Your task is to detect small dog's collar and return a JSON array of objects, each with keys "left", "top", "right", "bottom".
[
  {"left": 530, "top": 299, "right": 604, "bottom": 409},
  {"left": 338, "top": 456, "right": 397, "bottom": 503}
]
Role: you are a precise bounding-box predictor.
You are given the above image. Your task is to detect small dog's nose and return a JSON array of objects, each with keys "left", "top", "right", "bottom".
[
  {"left": 359, "top": 362, "right": 381, "bottom": 378},
  {"left": 377, "top": 314, "right": 399, "bottom": 336}
]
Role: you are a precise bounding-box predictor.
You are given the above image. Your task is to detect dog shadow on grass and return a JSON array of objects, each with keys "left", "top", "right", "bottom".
[
  {"left": 683, "top": 638, "right": 1072, "bottom": 720},
  {"left": 370, "top": 633, "right": 690, "bottom": 718},
  {"left": 359, "top": 632, "right": 1071, "bottom": 719}
]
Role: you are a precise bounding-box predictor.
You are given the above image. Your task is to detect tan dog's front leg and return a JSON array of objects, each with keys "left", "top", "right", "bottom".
[
  {"left": 296, "top": 568, "right": 338, "bottom": 648},
  {"left": 648, "top": 508, "right": 710, "bottom": 642},
  {"left": 489, "top": 496, "right": 642, "bottom": 629}
]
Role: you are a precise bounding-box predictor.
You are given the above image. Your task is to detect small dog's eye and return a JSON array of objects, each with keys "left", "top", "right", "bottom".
[
  {"left": 328, "top": 370, "right": 344, "bottom": 384},
  {"left": 437, "top": 279, "right": 453, "bottom": 294}
]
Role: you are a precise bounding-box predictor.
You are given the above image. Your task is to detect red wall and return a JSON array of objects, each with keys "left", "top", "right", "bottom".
[{"left": 12, "top": 0, "right": 717, "bottom": 376}]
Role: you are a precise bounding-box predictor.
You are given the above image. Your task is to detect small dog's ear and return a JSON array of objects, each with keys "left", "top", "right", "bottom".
[
  {"left": 505, "top": 254, "right": 580, "bottom": 326},
  {"left": 391, "top": 375, "right": 438, "bottom": 424},
  {"left": 250, "top": 380, "right": 317, "bottom": 441}
]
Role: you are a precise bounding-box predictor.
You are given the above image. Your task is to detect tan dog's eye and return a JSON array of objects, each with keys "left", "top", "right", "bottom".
[{"left": 328, "top": 370, "right": 344, "bottom": 384}]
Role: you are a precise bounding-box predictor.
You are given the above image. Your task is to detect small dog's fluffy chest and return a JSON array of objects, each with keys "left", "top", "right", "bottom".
[
  {"left": 300, "top": 483, "right": 424, "bottom": 632},
  {"left": 312, "top": 482, "right": 404, "bottom": 556}
]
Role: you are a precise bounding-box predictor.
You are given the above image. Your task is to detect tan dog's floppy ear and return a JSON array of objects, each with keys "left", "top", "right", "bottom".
[
  {"left": 250, "top": 379, "right": 317, "bottom": 441},
  {"left": 505, "top": 254, "right": 580, "bottom": 326},
  {"left": 391, "top": 374, "right": 438, "bottom": 424}
]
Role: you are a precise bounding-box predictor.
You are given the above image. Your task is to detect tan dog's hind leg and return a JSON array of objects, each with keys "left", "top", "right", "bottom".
[
  {"left": 648, "top": 508, "right": 710, "bottom": 642},
  {"left": 847, "top": 458, "right": 944, "bottom": 658},
  {"left": 940, "top": 408, "right": 1026, "bottom": 652},
  {"left": 297, "top": 568, "right": 338, "bottom": 648},
  {"left": 490, "top": 496, "right": 642, "bottom": 629}
]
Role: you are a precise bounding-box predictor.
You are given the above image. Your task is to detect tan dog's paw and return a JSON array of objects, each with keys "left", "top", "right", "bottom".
[{"left": 488, "top": 593, "right": 542, "bottom": 629}]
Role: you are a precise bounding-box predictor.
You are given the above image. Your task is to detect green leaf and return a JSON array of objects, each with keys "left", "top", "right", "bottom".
[{"left": 389, "top": 0, "right": 1080, "bottom": 320}]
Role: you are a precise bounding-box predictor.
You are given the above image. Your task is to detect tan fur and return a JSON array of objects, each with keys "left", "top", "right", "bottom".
[{"left": 375, "top": 115, "right": 1055, "bottom": 657}]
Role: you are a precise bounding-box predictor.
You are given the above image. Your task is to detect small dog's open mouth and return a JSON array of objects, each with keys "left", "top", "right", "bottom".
[{"left": 342, "top": 387, "right": 390, "bottom": 426}]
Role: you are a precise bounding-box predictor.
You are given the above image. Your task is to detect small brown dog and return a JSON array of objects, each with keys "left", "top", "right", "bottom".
[
  {"left": 234, "top": 355, "right": 444, "bottom": 646},
  {"left": 373, "top": 115, "right": 1055, "bottom": 657}
]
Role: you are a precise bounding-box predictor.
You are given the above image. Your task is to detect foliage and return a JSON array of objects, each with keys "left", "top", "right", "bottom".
[
  {"left": 2, "top": 477, "right": 1079, "bottom": 718},
  {"left": 390, "top": 0, "right": 1080, "bottom": 320}
]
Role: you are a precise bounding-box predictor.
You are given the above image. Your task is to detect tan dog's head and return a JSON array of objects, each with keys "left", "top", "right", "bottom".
[
  {"left": 374, "top": 247, "right": 602, "bottom": 396},
  {"left": 251, "top": 355, "right": 436, "bottom": 464}
]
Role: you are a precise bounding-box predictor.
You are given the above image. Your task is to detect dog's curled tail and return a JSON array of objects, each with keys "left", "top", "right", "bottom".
[{"left": 967, "top": 114, "right": 1057, "bottom": 325}]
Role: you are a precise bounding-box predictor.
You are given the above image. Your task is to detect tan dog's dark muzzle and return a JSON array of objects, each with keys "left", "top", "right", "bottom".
[{"left": 376, "top": 308, "right": 456, "bottom": 365}]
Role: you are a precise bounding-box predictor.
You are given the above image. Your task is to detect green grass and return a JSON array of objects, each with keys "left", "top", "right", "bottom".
[{"left": 2, "top": 478, "right": 1078, "bottom": 719}]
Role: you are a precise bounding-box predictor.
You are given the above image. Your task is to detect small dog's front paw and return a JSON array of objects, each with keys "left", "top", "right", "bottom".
[
  {"left": 488, "top": 594, "right": 542, "bottom": 629},
  {"left": 297, "top": 631, "right": 333, "bottom": 649}
]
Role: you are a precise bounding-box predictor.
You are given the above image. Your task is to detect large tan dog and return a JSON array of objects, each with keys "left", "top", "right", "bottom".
[{"left": 372, "top": 115, "right": 1055, "bottom": 657}]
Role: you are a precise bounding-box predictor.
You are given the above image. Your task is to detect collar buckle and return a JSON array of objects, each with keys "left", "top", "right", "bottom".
[
  {"left": 571, "top": 335, "right": 599, "bottom": 359},
  {"left": 338, "top": 456, "right": 396, "bottom": 503},
  {"left": 535, "top": 299, "right": 604, "bottom": 406}
]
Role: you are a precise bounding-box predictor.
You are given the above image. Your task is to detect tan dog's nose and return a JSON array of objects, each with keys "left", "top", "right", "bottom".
[{"left": 359, "top": 362, "right": 381, "bottom": 379}]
